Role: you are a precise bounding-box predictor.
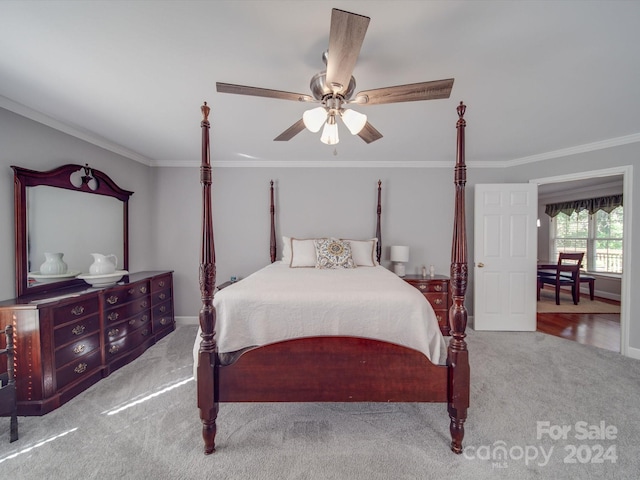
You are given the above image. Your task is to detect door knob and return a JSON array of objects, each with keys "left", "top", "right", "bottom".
[{"left": 477, "top": 262, "right": 485, "bottom": 268}]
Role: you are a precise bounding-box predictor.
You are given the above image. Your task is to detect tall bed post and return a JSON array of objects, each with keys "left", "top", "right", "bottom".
[
  {"left": 376, "top": 180, "right": 382, "bottom": 264},
  {"left": 270, "top": 180, "right": 277, "bottom": 263},
  {"left": 448, "top": 101, "right": 470, "bottom": 454},
  {"left": 197, "top": 102, "right": 219, "bottom": 454}
]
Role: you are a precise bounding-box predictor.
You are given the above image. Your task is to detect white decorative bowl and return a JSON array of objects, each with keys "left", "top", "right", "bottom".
[
  {"left": 28, "top": 271, "right": 80, "bottom": 284},
  {"left": 78, "top": 270, "right": 128, "bottom": 288}
]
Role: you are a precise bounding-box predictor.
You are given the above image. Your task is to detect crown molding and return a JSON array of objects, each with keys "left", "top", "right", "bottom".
[{"left": 0, "top": 95, "right": 154, "bottom": 166}]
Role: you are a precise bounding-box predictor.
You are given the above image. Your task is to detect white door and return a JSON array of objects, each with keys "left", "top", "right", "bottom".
[{"left": 474, "top": 184, "right": 538, "bottom": 331}]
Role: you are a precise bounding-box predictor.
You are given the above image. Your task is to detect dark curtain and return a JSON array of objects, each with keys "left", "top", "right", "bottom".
[{"left": 545, "top": 194, "right": 623, "bottom": 218}]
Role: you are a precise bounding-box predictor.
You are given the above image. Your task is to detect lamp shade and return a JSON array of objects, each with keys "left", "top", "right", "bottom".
[
  {"left": 303, "top": 106, "right": 328, "bottom": 133},
  {"left": 341, "top": 108, "right": 367, "bottom": 135},
  {"left": 320, "top": 119, "right": 339, "bottom": 145},
  {"left": 390, "top": 245, "right": 409, "bottom": 263}
]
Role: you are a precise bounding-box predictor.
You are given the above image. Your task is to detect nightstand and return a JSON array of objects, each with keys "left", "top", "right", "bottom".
[{"left": 402, "top": 274, "right": 450, "bottom": 336}]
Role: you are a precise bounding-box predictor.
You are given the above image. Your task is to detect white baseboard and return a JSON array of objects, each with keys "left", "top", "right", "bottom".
[{"left": 626, "top": 345, "right": 640, "bottom": 360}]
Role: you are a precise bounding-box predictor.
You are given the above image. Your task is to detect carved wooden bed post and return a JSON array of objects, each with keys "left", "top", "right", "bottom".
[
  {"left": 270, "top": 180, "right": 277, "bottom": 263},
  {"left": 197, "top": 102, "right": 219, "bottom": 454},
  {"left": 448, "top": 101, "right": 470, "bottom": 454},
  {"left": 376, "top": 180, "right": 382, "bottom": 264}
]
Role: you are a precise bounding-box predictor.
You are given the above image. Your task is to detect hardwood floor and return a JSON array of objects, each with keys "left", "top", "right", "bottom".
[{"left": 537, "top": 296, "right": 621, "bottom": 352}]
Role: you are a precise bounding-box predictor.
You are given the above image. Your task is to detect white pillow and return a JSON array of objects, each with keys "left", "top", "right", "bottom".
[
  {"left": 281, "top": 236, "right": 292, "bottom": 263},
  {"left": 289, "top": 238, "right": 318, "bottom": 267},
  {"left": 341, "top": 238, "right": 378, "bottom": 266}
]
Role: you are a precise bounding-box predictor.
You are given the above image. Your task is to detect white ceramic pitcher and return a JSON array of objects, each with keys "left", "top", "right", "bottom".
[
  {"left": 40, "top": 252, "right": 68, "bottom": 275},
  {"left": 89, "top": 253, "right": 118, "bottom": 275}
]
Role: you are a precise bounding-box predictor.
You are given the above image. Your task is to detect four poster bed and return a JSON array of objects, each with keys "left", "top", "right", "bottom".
[{"left": 196, "top": 101, "right": 470, "bottom": 455}]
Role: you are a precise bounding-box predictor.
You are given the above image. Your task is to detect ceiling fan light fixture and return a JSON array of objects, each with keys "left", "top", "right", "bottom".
[
  {"left": 341, "top": 108, "right": 367, "bottom": 135},
  {"left": 303, "top": 106, "right": 328, "bottom": 133},
  {"left": 320, "top": 116, "right": 339, "bottom": 145}
]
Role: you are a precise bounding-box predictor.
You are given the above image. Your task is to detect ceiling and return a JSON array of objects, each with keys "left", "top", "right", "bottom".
[{"left": 1, "top": 1, "right": 639, "bottom": 168}]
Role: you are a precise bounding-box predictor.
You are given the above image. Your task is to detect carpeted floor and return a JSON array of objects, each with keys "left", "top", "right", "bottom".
[
  {"left": 537, "top": 288, "right": 620, "bottom": 313},
  {"left": 1, "top": 323, "right": 638, "bottom": 479}
]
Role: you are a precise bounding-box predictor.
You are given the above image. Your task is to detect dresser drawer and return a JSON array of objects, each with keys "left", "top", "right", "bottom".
[
  {"left": 152, "top": 286, "right": 172, "bottom": 306},
  {"left": 106, "top": 324, "right": 152, "bottom": 359},
  {"left": 104, "top": 298, "right": 150, "bottom": 324},
  {"left": 152, "top": 299, "right": 172, "bottom": 319},
  {"left": 54, "top": 314, "right": 101, "bottom": 347},
  {"left": 103, "top": 282, "right": 150, "bottom": 308},
  {"left": 51, "top": 296, "right": 100, "bottom": 326},
  {"left": 55, "top": 348, "right": 102, "bottom": 391},
  {"left": 104, "top": 312, "right": 151, "bottom": 342},
  {"left": 55, "top": 332, "right": 101, "bottom": 368},
  {"left": 151, "top": 273, "right": 172, "bottom": 293}
]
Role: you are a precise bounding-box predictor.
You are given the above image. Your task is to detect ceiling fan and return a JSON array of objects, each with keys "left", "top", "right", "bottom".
[{"left": 216, "top": 8, "right": 454, "bottom": 145}]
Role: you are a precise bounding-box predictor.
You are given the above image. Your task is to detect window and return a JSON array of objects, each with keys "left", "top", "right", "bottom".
[{"left": 551, "top": 206, "right": 623, "bottom": 274}]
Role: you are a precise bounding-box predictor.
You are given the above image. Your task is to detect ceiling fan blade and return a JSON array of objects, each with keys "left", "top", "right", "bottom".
[
  {"left": 274, "top": 119, "right": 306, "bottom": 141},
  {"left": 357, "top": 122, "right": 383, "bottom": 144},
  {"left": 217, "top": 82, "right": 314, "bottom": 102},
  {"left": 325, "top": 9, "right": 370, "bottom": 95},
  {"left": 353, "top": 78, "right": 454, "bottom": 106}
]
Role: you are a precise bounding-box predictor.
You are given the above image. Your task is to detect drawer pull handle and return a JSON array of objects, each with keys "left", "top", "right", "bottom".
[
  {"left": 159, "top": 293, "right": 166, "bottom": 300},
  {"left": 109, "top": 345, "right": 120, "bottom": 355},
  {"left": 140, "top": 286, "right": 147, "bottom": 294},
  {"left": 159, "top": 305, "right": 167, "bottom": 313},
  {"left": 436, "top": 314, "right": 443, "bottom": 322},
  {"left": 418, "top": 284, "right": 427, "bottom": 290},
  {"left": 434, "top": 298, "right": 443, "bottom": 305},
  {"left": 128, "top": 288, "right": 135, "bottom": 295},
  {"left": 72, "top": 324, "right": 85, "bottom": 336},
  {"left": 108, "top": 312, "right": 119, "bottom": 322},
  {"left": 108, "top": 328, "right": 120, "bottom": 337},
  {"left": 141, "top": 301, "right": 148, "bottom": 308},
  {"left": 107, "top": 295, "right": 119, "bottom": 305},
  {"left": 142, "top": 328, "right": 150, "bottom": 336},
  {"left": 129, "top": 319, "right": 136, "bottom": 326},
  {"left": 160, "top": 317, "right": 168, "bottom": 326},
  {"left": 73, "top": 344, "right": 86, "bottom": 354},
  {"left": 142, "top": 314, "right": 149, "bottom": 321},
  {"left": 71, "top": 306, "right": 85, "bottom": 316},
  {"left": 159, "top": 281, "right": 165, "bottom": 288},
  {"left": 74, "top": 363, "right": 87, "bottom": 374},
  {"left": 435, "top": 285, "right": 442, "bottom": 292}
]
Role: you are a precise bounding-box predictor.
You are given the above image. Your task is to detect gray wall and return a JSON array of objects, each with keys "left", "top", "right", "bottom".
[
  {"left": 2, "top": 105, "right": 639, "bottom": 352},
  {"left": 0, "top": 108, "right": 156, "bottom": 300}
]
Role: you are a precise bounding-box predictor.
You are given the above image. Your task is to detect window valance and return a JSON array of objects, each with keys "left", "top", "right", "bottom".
[{"left": 545, "top": 194, "right": 623, "bottom": 218}]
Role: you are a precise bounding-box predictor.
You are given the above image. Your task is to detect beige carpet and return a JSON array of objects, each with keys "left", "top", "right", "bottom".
[{"left": 537, "top": 288, "right": 620, "bottom": 313}]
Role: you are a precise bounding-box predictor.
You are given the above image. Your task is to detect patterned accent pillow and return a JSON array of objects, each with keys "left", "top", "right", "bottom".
[{"left": 314, "top": 238, "right": 356, "bottom": 269}]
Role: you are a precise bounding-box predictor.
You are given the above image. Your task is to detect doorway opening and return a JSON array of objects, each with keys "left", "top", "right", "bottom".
[{"left": 530, "top": 166, "right": 631, "bottom": 355}]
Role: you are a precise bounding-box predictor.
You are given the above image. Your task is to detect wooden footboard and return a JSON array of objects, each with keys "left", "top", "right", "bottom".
[{"left": 217, "top": 337, "right": 448, "bottom": 403}]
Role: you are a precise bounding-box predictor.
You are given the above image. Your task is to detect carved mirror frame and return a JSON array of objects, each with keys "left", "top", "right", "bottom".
[{"left": 13, "top": 164, "right": 133, "bottom": 298}]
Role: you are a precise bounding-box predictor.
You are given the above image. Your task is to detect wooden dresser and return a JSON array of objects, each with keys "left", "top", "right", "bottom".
[
  {"left": 0, "top": 271, "right": 174, "bottom": 415},
  {"left": 402, "top": 274, "right": 451, "bottom": 336}
]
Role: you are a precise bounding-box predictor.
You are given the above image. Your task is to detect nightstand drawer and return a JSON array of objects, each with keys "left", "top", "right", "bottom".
[{"left": 402, "top": 275, "right": 450, "bottom": 336}]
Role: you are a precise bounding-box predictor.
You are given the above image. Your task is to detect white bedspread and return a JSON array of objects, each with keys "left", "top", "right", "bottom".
[{"left": 193, "top": 262, "right": 447, "bottom": 368}]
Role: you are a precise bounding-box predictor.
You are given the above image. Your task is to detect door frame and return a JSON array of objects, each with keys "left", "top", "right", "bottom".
[{"left": 529, "top": 165, "right": 632, "bottom": 356}]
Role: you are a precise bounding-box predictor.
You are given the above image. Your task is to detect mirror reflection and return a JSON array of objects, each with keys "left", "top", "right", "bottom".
[{"left": 27, "top": 185, "right": 124, "bottom": 286}]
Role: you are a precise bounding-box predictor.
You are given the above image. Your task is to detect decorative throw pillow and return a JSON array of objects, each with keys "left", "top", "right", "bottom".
[{"left": 314, "top": 238, "right": 356, "bottom": 269}]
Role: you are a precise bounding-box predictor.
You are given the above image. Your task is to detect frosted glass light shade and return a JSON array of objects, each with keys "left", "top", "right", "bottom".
[
  {"left": 320, "top": 120, "right": 339, "bottom": 145},
  {"left": 303, "top": 107, "right": 328, "bottom": 133},
  {"left": 390, "top": 245, "right": 409, "bottom": 262},
  {"left": 341, "top": 109, "right": 367, "bottom": 135}
]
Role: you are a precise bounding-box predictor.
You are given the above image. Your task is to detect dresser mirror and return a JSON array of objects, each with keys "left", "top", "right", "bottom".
[{"left": 13, "top": 164, "right": 133, "bottom": 297}]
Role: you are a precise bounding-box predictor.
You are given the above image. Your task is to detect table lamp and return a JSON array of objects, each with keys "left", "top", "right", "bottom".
[{"left": 390, "top": 246, "right": 409, "bottom": 277}]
